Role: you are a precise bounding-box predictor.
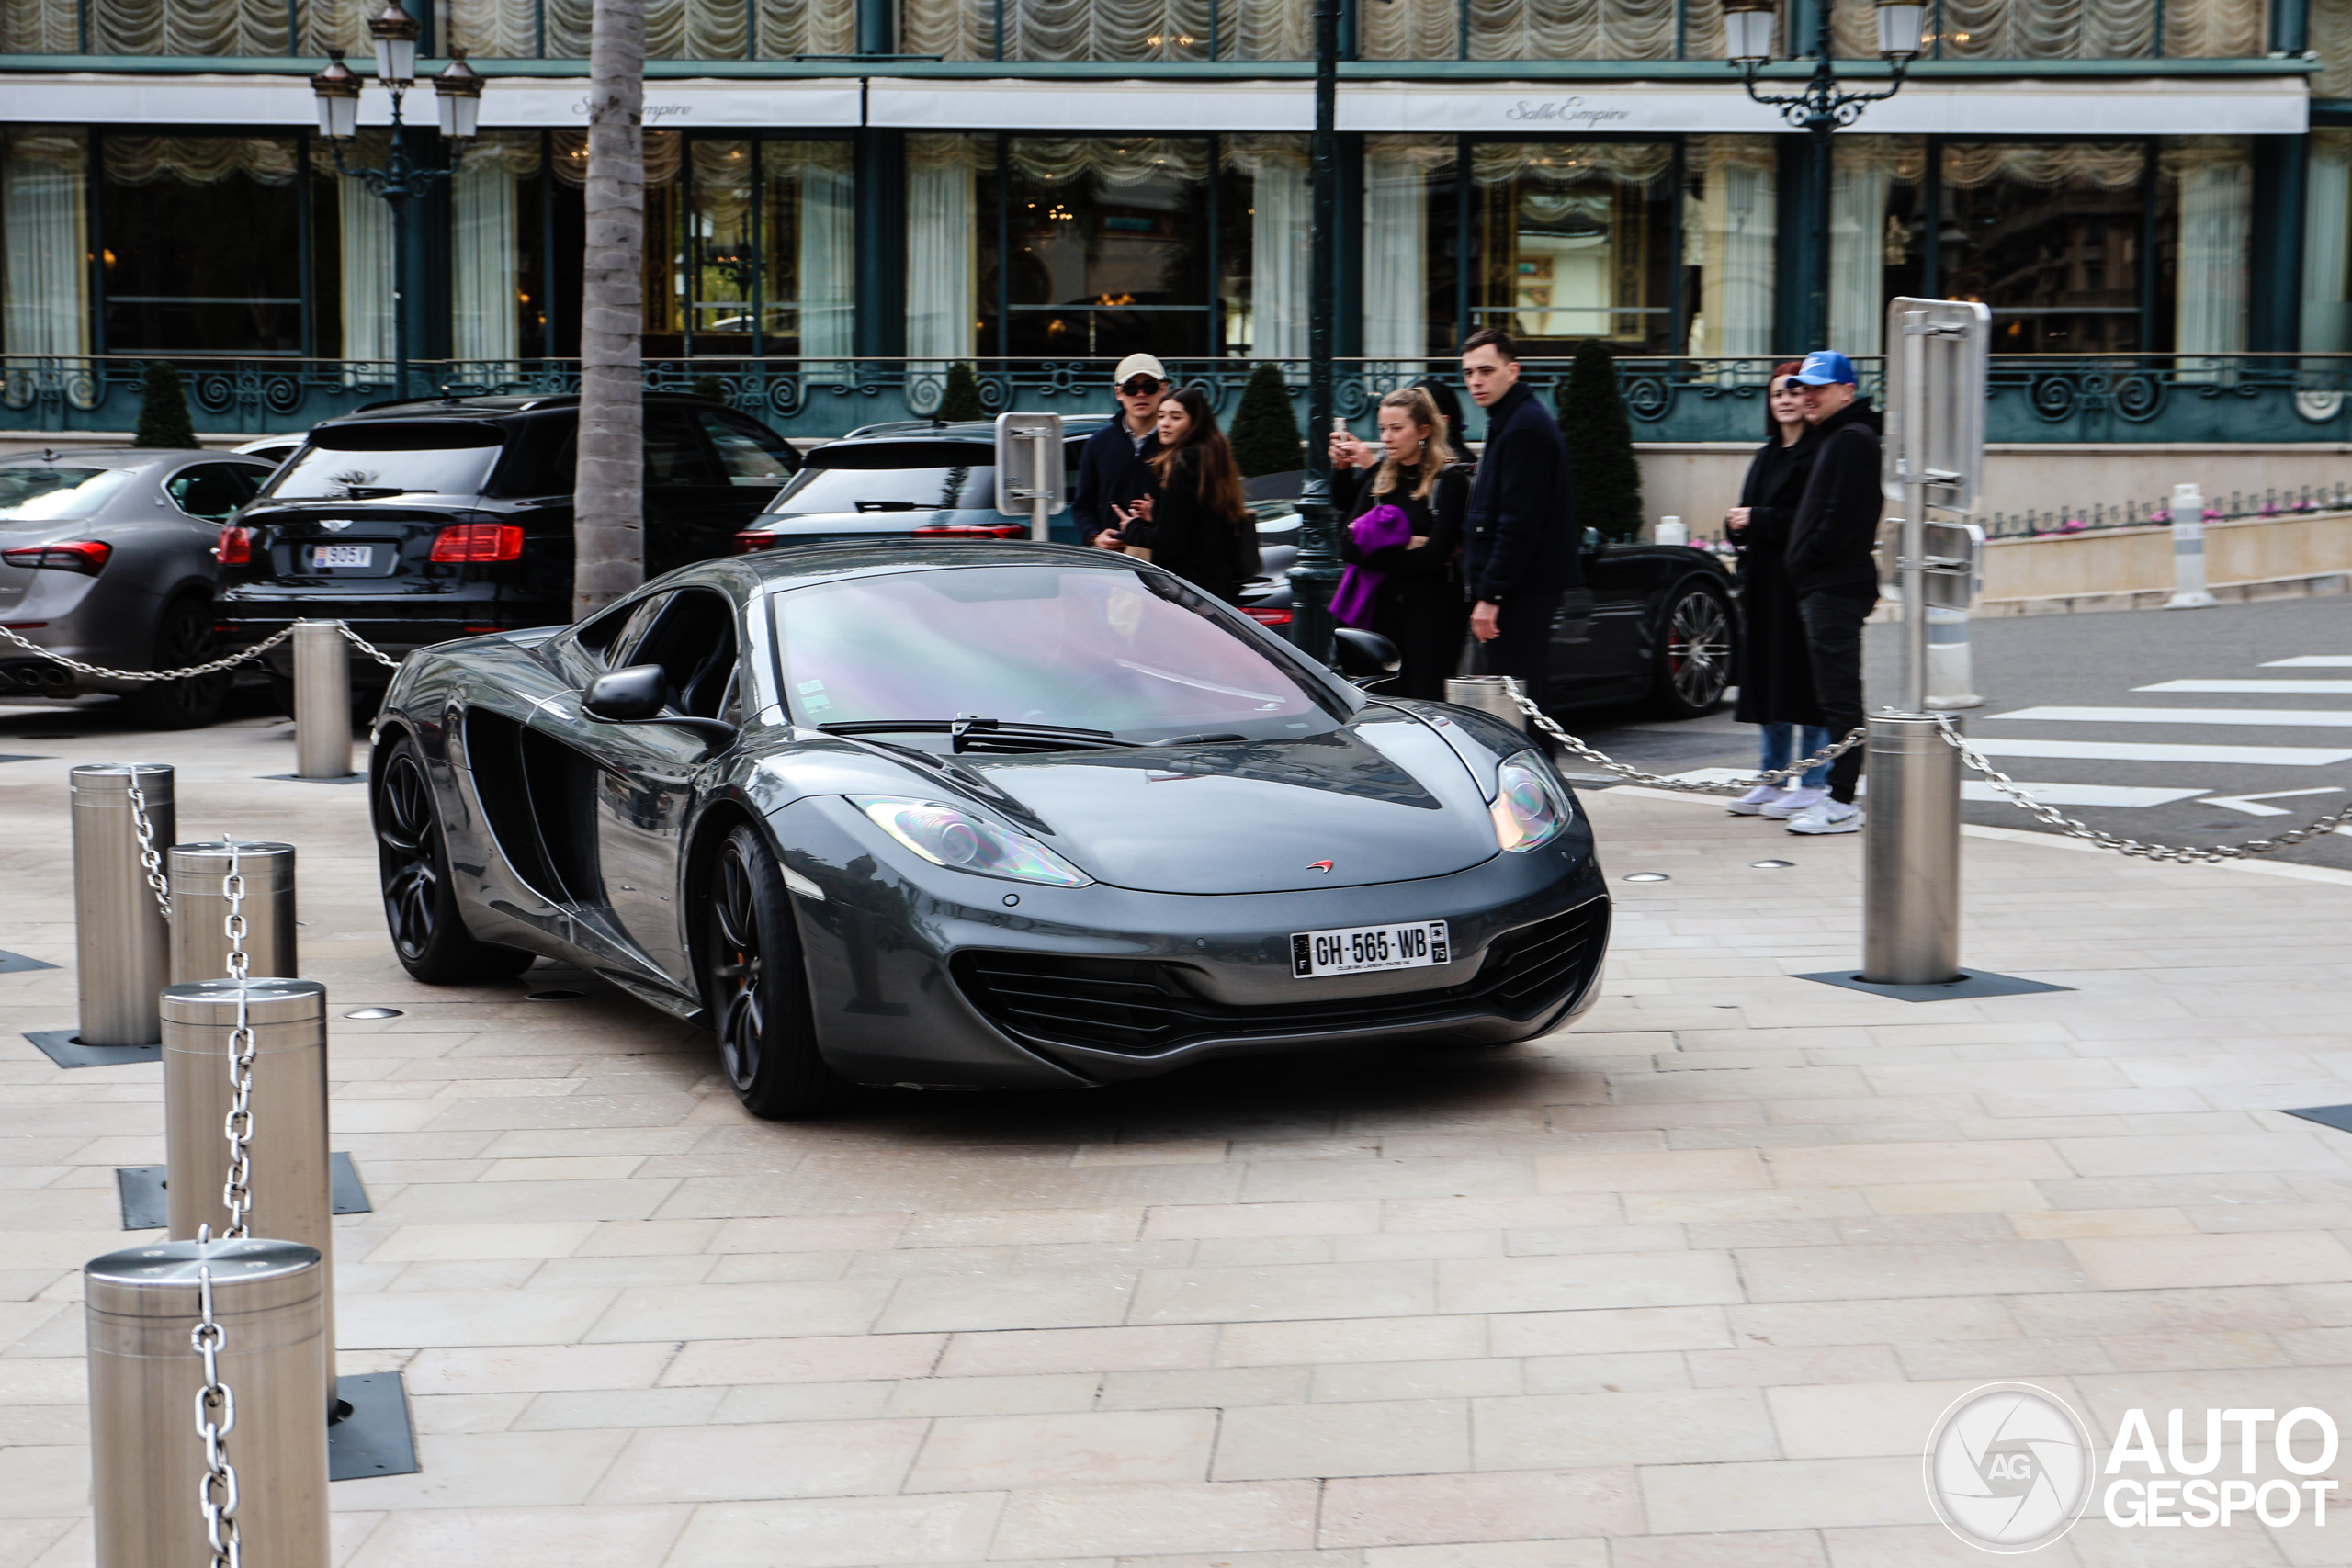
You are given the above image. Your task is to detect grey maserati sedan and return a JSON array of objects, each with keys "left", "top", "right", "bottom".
[{"left": 0, "top": 447, "right": 275, "bottom": 727}]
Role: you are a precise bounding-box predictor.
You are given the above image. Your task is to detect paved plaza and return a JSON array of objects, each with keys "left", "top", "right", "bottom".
[{"left": 2, "top": 710, "right": 2351, "bottom": 1565}]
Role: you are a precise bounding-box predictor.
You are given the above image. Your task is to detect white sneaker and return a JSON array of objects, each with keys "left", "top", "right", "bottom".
[
  {"left": 1786, "top": 798, "right": 1862, "bottom": 835},
  {"left": 1759, "top": 785, "right": 1827, "bottom": 820},
  {"left": 1727, "top": 784, "right": 1789, "bottom": 817}
]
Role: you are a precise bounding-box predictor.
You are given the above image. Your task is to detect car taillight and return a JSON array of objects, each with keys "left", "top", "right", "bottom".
[
  {"left": 214, "top": 526, "right": 253, "bottom": 565},
  {"left": 1243, "top": 607, "right": 1292, "bottom": 626},
  {"left": 1, "top": 540, "right": 110, "bottom": 576},
  {"left": 429, "top": 524, "right": 525, "bottom": 563},
  {"left": 913, "top": 523, "right": 1029, "bottom": 540},
  {"left": 731, "top": 531, "right": 780, "bottom": 554}
]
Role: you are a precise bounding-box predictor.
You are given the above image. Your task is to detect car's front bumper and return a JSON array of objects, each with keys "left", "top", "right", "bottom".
[{"left": 770, "top": 795, "right": 1610, "bottom": 1088}]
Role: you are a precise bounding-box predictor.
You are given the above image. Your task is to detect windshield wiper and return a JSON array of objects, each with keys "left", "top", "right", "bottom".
[
  {"left": 854, "top": 501, "right": 922, "bottom": 513},
  {"left": 334, "top": 486, "right": 409, "bottom": 499},
  {"left": 819, "top": 716, "right": 1131, "bottom": 754},
  {"left": 1155, "top": 733, "right": 1248, "bottom": 746}
]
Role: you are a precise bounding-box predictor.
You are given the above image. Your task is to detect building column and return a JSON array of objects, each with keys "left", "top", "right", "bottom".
[
  {"left": 1337, "top": 132, "right": 1363, "bottom": 359},
  {"left": 856, "top": 0, "right": 891, "bottom": 56},
  {"left": 855, "top": 129, "right": 906, "bottom": 359},
  {"left": 1773, "top": 132, "right": 1825, "bottom": 355},
  {"left": 2252, "top": 135, "right": 2310, "bottom": 354}
]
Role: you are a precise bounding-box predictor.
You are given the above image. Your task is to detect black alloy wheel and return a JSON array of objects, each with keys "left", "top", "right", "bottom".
[
  {"left": 704, "top": 823, "right": 842, "bottom": 1119},
  {"left": 372, "top": 736, "right": 536, "bottom": 984},
  {"left": 125, "top": 598, "right": 231, "bottom": 728},
  {"left": 1651, "top": 584, "right": 1734, "bottom": 719}
]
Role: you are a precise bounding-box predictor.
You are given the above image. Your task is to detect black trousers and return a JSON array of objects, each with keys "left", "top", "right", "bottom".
[
  {"left": 1796, "top": 582, "right": 1878, "bottom": 803},
  {"left": 1477, "top": 590, "right": 1561, "bottom": 713}
]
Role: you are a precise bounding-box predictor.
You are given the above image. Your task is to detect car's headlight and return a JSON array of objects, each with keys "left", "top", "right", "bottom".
[
  {"left": 1488, "top": 750, "right": 1573, "bottom": 853},
  {"left": 852, "top": 796, "right": 1093, "bottom": 887}
]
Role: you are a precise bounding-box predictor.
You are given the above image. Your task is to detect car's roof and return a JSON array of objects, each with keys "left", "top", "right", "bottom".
[
  {"left": 322, "top": 392, "right": 737, "bottom": 427},
  {"left": 0, "top": 447, "right": 261, "bottom": 468},
  {"left": 826, "top": 415, "right": 1114, "bottom": 446}
]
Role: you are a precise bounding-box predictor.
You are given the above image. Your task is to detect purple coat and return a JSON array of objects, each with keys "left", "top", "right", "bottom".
[{"left": 1329, "top": 503, "right": 1413, "bottom": 628}]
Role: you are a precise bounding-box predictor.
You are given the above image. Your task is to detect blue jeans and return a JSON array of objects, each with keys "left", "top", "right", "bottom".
[{"left": 1758, "top": 723, "right": 1832, "bottom": 791}]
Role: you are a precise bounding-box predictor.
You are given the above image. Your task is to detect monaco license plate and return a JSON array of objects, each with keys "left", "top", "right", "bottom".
[
  {"left": 311, "top": 544, "right": 371, "bottom": 570},
  {"left": 1291, "top": 919, "right": 1450, "bottom": 979}
]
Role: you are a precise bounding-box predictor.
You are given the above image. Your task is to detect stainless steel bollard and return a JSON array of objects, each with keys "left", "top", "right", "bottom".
[
  {"left": 162, "top": 978, "right": 334, "bottom": 1371},
  {"left": 86, "top": 1236, "right": 330, "bottom": 1568},
  {"left": 1861, "top": 715, "right": 1963, "bottom": 986},
  {"left": 1444, "top": 675, "right": 1528, "bottom": 732},
  {"left": 169, "top": 842, "right": 298, "bottom": 987},
  {"left": 291, "top": 621, "right": 352, "bottom": 780},
  {"left": 2165, "top": 483, "right": 2218, "bottom": 610},
  {"left": 71, "top": 763, "right": 175, "bottom": 1048}
]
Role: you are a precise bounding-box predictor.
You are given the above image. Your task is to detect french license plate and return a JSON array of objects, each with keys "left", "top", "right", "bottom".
[
  {"left": 311, "top": 544, "right": 371, "bottom": 569},
  {"left": 1291, "top": 919, "right": 1450, "bottom": 979}
]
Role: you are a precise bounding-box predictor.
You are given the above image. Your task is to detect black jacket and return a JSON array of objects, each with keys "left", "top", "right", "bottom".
[
  {"left": 1729, "top": 429, "right": 1826, "bottom": 727},
  {"left": 1463, "top": 381, "right": 1579, "bottom": 604},
  {"left": 1072, "top": 419, "right": 1159, "bottom": 541},
  {"left": 1127, "top": 447, "right": 1250, "bottom": 603},
  {"left": 1338, "top": 461, "right": 1472, "bottom": 701},
  {"left": 1784, "top": 400, "right": 1884, "bottom": 597}
]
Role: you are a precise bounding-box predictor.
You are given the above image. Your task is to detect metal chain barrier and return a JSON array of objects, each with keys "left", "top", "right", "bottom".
[
  {"left": 0, "top": 622, "right": 296, "bottom": 684},
  {"left": 125, "top": 773, "right": 175, "bottom": 921},
  {"left": 1936, "top": 717, "right": 2352, "bottom": 864},
  {"left": 219, "top": 839, "right": 257, "bottom": 1238},
  {"left": 1504, "top": 686, "right": 1867, "bottom": 795},
  {"left": 191, "top": 1254, "right": 243, "bottom": 1568},
  {"left": 334, "top": 624, "right": 402, "bottom": 671}
]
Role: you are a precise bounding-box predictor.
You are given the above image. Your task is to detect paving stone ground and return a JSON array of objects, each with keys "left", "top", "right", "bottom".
[{"left": 1, "top": 712, "right": 2350, "bottom": 1566}]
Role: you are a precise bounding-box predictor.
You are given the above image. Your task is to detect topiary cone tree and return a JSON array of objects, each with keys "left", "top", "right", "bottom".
[
  {"left": 1556, "top": 339, "right": 1643, "bottom": 543},
  {"left": 937, "top": 362, "right": 988, "bottom": 423},
  {"left": 1227, "top": 362, "right": 1305, "bottom": 479},
  {"left": 134, "top": 361, "right": 198, "bottom": 449}
]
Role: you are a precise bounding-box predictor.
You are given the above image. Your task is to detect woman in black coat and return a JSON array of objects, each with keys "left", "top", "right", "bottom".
[
  {"left": 1328, "top": 385, "right": 1470, "bottom": 700},
  {"left": 1106, "top": 385, "right": 1256, "bottom": 603},
  {"left": 1724, "top": 361, "right": 1831, "bottom": 817}
]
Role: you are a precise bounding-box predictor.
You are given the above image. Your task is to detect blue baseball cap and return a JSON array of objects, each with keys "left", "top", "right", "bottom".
[{"left": 1790, "top": 350, "right": 1857, "bottom": 387}]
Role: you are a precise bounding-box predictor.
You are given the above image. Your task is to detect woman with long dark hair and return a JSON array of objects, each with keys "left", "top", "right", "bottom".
[
  {"left": 1108, "top": 385, "right": 1256, "bottom": 603},
  {"left": 1328, "top": 386, "right": 1470, "bottom": 699},
  {"left": 1724, "top": 361, "right": 1831, "bottom": 818}
]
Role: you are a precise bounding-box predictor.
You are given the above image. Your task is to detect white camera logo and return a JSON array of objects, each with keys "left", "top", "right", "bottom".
[{"left": 1924, "top": 1382, "right": 2093, "bottom": 1553}]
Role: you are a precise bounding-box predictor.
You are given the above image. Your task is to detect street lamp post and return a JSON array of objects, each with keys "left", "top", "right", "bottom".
[
  {"left": 311, "top": 5, "right": 487, "bottom": 400},
  {"left": 1723, "top": 0, "right": 1922, "bottom": 354},
  {"left": 1286, "top": 0, "right": 1343, "bottom": 666}
]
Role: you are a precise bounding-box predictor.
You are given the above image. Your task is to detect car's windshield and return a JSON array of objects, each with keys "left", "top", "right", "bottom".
[
  {"left": 264, "top": 428, "right": 503, "bottom": 501},
  {"left": 773, "top": 564, "right": 1339, "bottom": 744},
  {"left": 0, "top": 467, "right": 135, "bottom": 525},
  {"left": 764, "top": 460, "right": 994, "bottom": 516}
]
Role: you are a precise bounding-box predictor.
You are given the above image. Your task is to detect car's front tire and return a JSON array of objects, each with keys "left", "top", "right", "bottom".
[
  {"left": 703, "top": 823, "right": 843, "bottom": 1119},
  {"left": 124, "top": 597, "right": 231, "bottom": 729},
  {"left": 1650, "top": 582, "right": 1734, "bottom": 719},
  {"left": 373, "top": 735, "right": 537, "bottom": 984}
]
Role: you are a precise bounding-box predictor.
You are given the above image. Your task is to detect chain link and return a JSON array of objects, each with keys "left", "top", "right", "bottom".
[
  {"left": 124, "top": 771, "right": 174, "bottom": 922},
  {"left": 218, "top": 838, "right": 257, "bottom": 1240},
  {"left": 190, "top": 1245, "right": 242, "bottom": 1568},
  {"left": 0, "top": 623, "right": 296, "bottom": 684},
  {"left": 1935, "top": 717, "right": 2352, "bottom": 864},
  {"left": 1500, "top": 684, "right": 1867, "bottom": 794},
  {"left": 334, "top": 624, "right": 402, "bottom": 671}
]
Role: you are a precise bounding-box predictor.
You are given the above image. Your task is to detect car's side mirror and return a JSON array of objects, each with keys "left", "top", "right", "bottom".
[
  {"left": 582, "top": 664, "right": 667, "bottom": 722},
  {"left": 1331, "top": 626, "right": 1402, "bottom": 681}
]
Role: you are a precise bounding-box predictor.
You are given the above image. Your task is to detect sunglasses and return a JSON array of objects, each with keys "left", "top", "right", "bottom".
[{"left": 1119, "top": 378, "right": 1167, "bottom": 397}]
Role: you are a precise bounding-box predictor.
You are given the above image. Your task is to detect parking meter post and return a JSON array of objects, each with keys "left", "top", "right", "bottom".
[
  {"left": 292, "top": 621, "right": 352, "bottom": 780},
  {"left": 71, "top": 763, "right": 174, "bottom": 1049},
  {"left": 2165, "top": 483, "right": 2217, "bottom": 609},
  {"left": 168, "top": 842, "right": 297, "bottom": 987},
  {"left": 1860, "top": 714, "right": 1963, "bottom": 985},
  {"left": 86, "top": 1236, "right": 330, "bottom": 1568},
  {"left": 994, "top": 413, "right": 1065, "bottom": 545},
  {"left": 162, "top": 977, "right": 336, "bottom": 1398}
]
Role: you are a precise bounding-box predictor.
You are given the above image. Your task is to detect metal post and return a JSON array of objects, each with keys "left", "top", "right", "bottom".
[
  {"left": 168, "top": 843, "right": 298, "bottom": 987},
  {"left": 1443, "top": 675, "right": 1529, "bottom": 732},
  {"left": 292, "top": 622, "right": 353, "bottom": 780},
  {"left": 2165, "top": 482, "right": 2217, "bottom": 608},
  {"left": 1899, "top": 310, "right": 1930, "bottom": 716},
  {"left": 70, "top": 763, "right": 173, "bottom": 1049},
  {"left": 86, "top": 1236, "right": 330, "bottom": 1568},
  {"left": 1287, "top": 0, "right": 1343, "bottom": 665},
  {"left": 1030, "top": 429, "right": 1049, "bottom": 542},
  {"left": 162, "top": 978, "right": 335, "bottom": 1381},
  {"left": 1860, "top": 714, "right": 1962, "bottom": 985}
]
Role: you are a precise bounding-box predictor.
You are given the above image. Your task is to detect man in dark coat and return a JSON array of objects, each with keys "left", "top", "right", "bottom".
[
  {"left": 1075, "top": 352, "right": 1167, "bottom": 547},
  {"left": 1781, "top": 349, "right": 1883, "bottom": 835},
  {"left": 1460, "top": 328, "right": 1579, "bottom": 710}
]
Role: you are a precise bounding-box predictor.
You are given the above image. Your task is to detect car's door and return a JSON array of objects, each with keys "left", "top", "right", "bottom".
[
  {"left": 1548, "top": 540, "right": 1652, "bottom": 703},
  {"left": 643, "top": 409, "right": 799, "bottom": 572}
]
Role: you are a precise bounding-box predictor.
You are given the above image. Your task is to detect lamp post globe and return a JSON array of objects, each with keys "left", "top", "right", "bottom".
[
  {"left": 368, "top": 0, "right": 420, "bottom": 86},
  {"left": 1721, "top": 0, "right": 1774, "bottom": 63},
  {"left": 309, "top": 50, "right": 361, "bottom": 141},
  {"left": 433, "top": 51, "right": 484, "bottom": 141},
  {"left": 1876, "top": 0, "right": 1925, "bottom": 58}
]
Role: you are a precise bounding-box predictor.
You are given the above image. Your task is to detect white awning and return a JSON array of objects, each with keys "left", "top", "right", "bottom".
[{"left": 0, "top": 73, "right": 864, "bottom": 129}]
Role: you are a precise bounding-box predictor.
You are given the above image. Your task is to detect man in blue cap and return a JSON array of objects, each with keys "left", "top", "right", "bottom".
[{"left": 1779, "top": 349, "right": 1882, "bottom": 835}]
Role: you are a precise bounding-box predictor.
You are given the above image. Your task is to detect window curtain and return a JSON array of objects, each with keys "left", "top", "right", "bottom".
[
  {"left": 2167, "top": 140, "right": 2251, "bottom": 374},
  {"left": 2318, "top": 0, "right": 2352, "bottom": 100},
  {"left": 1363, "top": 136, "right": 1448, "bottom": 364},
  {"left": 788, "top": 140, "right": 855, "bottom": 359},
  {"left": 322, "top": 132, "right": 396, "bottom": 371},
  {"left": 1358, "top": 0, "right": 1456, "bottom": 60},
  {"left": 902, "top": 0, "right": 1305, "bottom": 59},
  {"left": 1829, "top": 138, "right": 1922, "bottom": 357},
  {"left": 0, "top": 0, "right": 77, "bottom": 52},
  {"left": 452, "top": 134, "right": 537, "bottom": 366},
  {"left": 2305, "top": 130, "right": 2352, "bottom": 354},
  {"left": 1465, "top": 0, "right": 1676, "bottom": 60},
  {"left": 1225, "top": 136, "right": 1308, "bottom": 360},
  {"left": 1, "top": 129, "right": 88, "bottom": 361},
  {"left": 1686, "top": 136, "right": 1774, "bottom": 360},
  {"left": 906, "top": 135, "right": 981, "bottom": 367},
  {"left": 1835, "top": 0, "right": 2256, "bottom": 58}
]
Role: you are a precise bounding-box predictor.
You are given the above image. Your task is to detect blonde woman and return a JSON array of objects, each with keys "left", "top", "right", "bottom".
[{"left": 1324, "top": 386, "right": 1469, "bottom": 698}]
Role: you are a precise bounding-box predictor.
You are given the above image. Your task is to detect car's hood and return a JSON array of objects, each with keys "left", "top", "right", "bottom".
[{"left": 951, "top": 708, "right": 1503, "bottom": 893}]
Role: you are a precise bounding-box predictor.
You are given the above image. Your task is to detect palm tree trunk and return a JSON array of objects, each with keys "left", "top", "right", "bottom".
[{"left": 572, "top": 0, "right": 645, "bottom": 618}]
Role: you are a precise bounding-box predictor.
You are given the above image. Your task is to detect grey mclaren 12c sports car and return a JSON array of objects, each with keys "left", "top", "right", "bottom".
[{"left": 370, "top": 541, "right": 1612, "bottom": 1117}]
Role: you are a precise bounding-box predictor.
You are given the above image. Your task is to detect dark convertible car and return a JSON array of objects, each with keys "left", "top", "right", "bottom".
[{"left": 371, "top": 541, "right": 1611, "bottom": 1117}]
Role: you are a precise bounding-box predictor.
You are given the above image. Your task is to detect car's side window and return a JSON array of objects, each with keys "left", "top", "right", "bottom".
[
  {"left": 644, "top": 412, "right": 726, "bottom": 491},
  {"left": 629, "top": 590, "right": 739, "bottom": 720},
  {"left": 167, "top": 463, "right": 259, "bottom": 521},
  {"left": 698, "top": 413, "right": 797, "bottom": 488}
]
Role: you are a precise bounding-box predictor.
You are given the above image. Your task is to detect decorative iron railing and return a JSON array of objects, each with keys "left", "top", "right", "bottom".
[{"left": 7, "top": 353, "right": 2352, "bottom": 448}]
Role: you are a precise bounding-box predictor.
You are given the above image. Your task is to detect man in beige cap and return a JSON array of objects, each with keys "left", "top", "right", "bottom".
[{"left": 1075, "top": 352, "right": 1169, "bottom": 547}]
